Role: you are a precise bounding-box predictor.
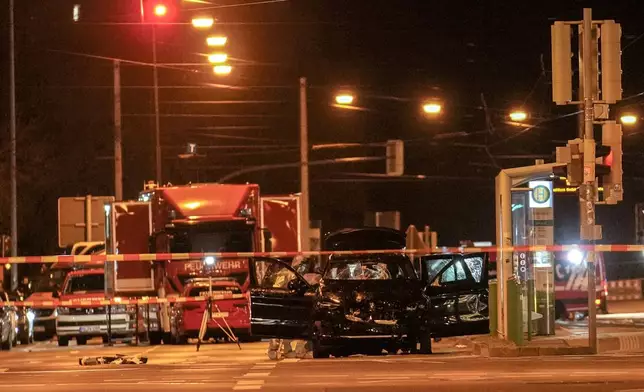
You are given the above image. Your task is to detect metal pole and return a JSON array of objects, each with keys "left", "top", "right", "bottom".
[
  {"left": 299, "top": 77, "right": 310, "bottom": 251},
  {"left": 581, "top": 7, "right": 597, "bottom": 354},
  {"left": 114, "top": 60, "right": 123, "bottom": 201},
  {"left": 9, "top": 0, "right": 18, "bottom": 291},
  {"left": 152, "top": 25, "right": 162, "bottom": 184}
]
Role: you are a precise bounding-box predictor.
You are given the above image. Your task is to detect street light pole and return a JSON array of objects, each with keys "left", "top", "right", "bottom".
[
  {"left": 152, "top": 25, "right": 162, "bottom": 184},
  {"left": 299, "top": 77, "right": 310, "bottom": 252},
  {"left": 9, "top": 0, "right": 19, "bottom": 290},
  {"left": 113, "top": 60, "right": 123, "bottom": 201}
]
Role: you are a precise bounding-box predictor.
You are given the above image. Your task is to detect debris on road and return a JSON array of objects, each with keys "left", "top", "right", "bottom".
[{"left": 79, "top": 354, "right": 148, "bottom": 366}]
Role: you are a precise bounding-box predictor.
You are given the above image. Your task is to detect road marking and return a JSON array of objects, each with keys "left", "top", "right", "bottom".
[
  {"left": 241, "top": 372, "right": 270, "bottom": 378},
  {"left": 234, "top": 380, "right": 265, "bottom": 390},
  {"left": 0, "top": 385, "right": 46, "bottom": 387},
  {"left": 0, "top": 368, "right": 139, "bottom": 374}
]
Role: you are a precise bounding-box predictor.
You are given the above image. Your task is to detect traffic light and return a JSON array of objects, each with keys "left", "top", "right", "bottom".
[
  {"left": 550, "top": 22, "right": 572, "bottom": 105},
  {"left": 600, "top": 20, "right": 622, "bottom": 104},
  {"left": 386, "top": 139, "right": 404, "bottom": 176},
  {"left": 555, "top": 138, "right": 583, "bottom": 186},
  {"left": 597, "top": 121, "right": 623, "bottom": 204},
  {"left": 141, "top": 0, "right": 178, "bottom": 23}
]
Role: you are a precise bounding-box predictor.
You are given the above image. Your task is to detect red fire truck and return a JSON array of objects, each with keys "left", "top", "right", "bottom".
[{"left": 103, "top": 183, "right": 302, "bottom": 344}]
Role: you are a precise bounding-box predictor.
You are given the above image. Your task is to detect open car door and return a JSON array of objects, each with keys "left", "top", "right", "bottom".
[
  {"left": 248, "top": 257, "right": 314, "bottom": 339},
  {"left": 420, "top": 253, "right": 489, "bottom": 337}
]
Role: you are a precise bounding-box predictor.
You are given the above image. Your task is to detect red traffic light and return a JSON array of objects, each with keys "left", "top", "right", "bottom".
[
  {"left": 142, "top": 0, "right": 177, "bottom": 23},
  {"left": 604, "top": 150, "right": 614, "bottom": 167}
]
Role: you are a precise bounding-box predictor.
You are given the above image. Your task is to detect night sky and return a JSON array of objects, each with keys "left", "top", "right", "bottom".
[{"left": 1, "top": 0, "right": 644, "bottom": 256}]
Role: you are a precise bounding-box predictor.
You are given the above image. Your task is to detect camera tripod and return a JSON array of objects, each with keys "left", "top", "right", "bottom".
[{"left": 196, "top": 276, "right": 241, "bottom": 352}]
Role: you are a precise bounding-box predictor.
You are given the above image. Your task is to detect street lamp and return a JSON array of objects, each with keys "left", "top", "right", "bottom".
[
  {"left": 422, "top": 101, "right": 442, "bottom": 115},
  {"left": 620, "top": 114, "right": 638, "bottom": 126},
  {"left": 509, "top": 109, "right": 528, "bottom": 122},
  {"left": 213, "top": 65, "right": 232, "bottom": 75},
  {"left": 192, "top": 16, "right": 214, "bottom": 29},
  {"left": 207, "top": 36, "right": 227, "bottom": 47},
  {"left": 208, "top": 53, "right": 228, "bottom": 64},
  {"left": 335, "top": 94, "right": 355, "bottom": 106}
]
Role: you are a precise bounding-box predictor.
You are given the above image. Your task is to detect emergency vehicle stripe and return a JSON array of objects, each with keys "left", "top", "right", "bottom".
[
  {"left": 0, "top": 294, "right": 245, "bottom": 307},
  {"left": 2, "top": 244, "right": 644, "bottom": 264}
]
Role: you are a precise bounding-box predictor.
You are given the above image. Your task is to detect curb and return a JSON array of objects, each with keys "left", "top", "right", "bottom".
[{"left": 470, "top": 332, "right": 644, "bottom": 357}]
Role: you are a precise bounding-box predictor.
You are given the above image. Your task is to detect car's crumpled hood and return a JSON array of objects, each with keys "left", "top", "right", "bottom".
[{"left": 319, "top": 279, "right": 421, "bottom": 321}]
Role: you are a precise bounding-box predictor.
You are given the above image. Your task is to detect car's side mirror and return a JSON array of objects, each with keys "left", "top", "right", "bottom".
[
  {"left": 423, "top": 285, "right": 438, "bottom": 297},
  {"left": 287, "top": 279, "right": 308, "bottom": 295}
]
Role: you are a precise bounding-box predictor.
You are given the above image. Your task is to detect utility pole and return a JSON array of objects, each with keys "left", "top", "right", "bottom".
[
  {"left": 9, "top": 0, "right": 19, "bottom": 291},
  {"left": 114, "top": 60, "right": 123, "bottom": 201},
  {"left": 299, "top": 77, "right": 310, "bottom": 251},
  {"left": 580, "top": 8, "right": 597, "bottom": 354},
  {"left": 552, "top": 8, "right": 623, "bottom": 354},
  {"left": 152, "top": 25, "right": 162, "bottom": 184}
]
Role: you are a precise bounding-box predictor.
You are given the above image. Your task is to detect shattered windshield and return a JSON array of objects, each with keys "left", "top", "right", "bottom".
[
  {"left": 423, "top": 258, "right": 452, "bottom": 283},
  {"left": 324, "top": 256, "right": 416, "bottom": 280}
]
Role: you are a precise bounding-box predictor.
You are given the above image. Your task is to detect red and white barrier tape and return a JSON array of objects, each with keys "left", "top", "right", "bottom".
[
  {"left": 0, "top": 293, "right": 246, "bottom": 308},
  {"left": 0, "top": 244, "right": 643, "bottom": 265}
]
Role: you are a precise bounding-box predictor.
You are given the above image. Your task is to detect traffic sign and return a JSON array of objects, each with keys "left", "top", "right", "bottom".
[{"left": 58, "top": 196, "right": 115, "bottom": 248}]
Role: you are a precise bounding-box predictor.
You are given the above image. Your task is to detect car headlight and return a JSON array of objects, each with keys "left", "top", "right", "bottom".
[{"left": 57, "top": 307, "right": 69, "bottom": 315}]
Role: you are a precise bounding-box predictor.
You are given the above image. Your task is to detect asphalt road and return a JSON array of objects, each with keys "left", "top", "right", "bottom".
[{"left": 2, "top": 339, "right": 644, "bottom": 391}]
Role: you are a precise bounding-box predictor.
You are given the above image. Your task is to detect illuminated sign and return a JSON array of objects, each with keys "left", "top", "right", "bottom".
[
  {"left": 529, "top": 181, "right": 553, "bottom": 208},
  {"left": 554, "top": 186, "right": 604, "bottom": 194}
]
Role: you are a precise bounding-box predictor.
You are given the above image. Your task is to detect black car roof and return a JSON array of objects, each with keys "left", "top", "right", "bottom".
[{"left": 324, "top": 227, "right": 406, "bottom": 251}]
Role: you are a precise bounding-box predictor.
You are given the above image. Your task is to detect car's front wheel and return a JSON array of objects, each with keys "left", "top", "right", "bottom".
[
  {"left": 312, "top": 338, "right": 330, "bottom": 358},
  {"left": 419, "top": 332, "right": 432, "bottom": 354},
  {"left": 1, "top": 334, "right": 12, "bottom": 351},
  {"left": 149, "top": 331, "right": 163, "bottom": 345},
  {"left": 19, "top": 327, "right": 31, "bottom": 345},
  {"left": 57, "top": 336, "right": 69, "bottom": 347}
]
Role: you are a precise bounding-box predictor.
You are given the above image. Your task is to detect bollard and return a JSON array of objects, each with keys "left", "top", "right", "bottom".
[
  {"left": 146, "top": 303, "right": 151, "bottom": 343},
  {"left": 489, "top": 279, "right": 497, "bottom": 336},
  {"left": 507, "top": 279, "right": 524, "bottom": 346},
  {"left": 135, "top": 304, "right": 140, "bottom": 345},
  {"left": 107, "top": 304, "right": 113, "bottom": 346}
]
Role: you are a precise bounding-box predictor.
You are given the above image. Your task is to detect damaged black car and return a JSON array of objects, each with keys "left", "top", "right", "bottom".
[{"left": 247, "top": 227, "right": 490, "bottom": 358}]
